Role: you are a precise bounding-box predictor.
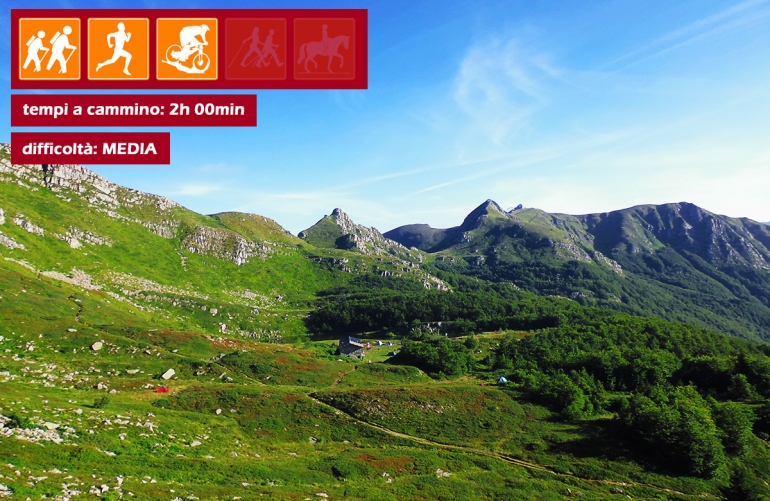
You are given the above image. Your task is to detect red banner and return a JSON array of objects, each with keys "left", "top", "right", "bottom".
[
  {"left": 11, "top": 9, "right": 368, "bottom": 90},
  {"left": 11, "top": 132, "right": 171, "bottom": 164},
  {"left": 11, "top": 94, "right": 256, "bottom": 127}
]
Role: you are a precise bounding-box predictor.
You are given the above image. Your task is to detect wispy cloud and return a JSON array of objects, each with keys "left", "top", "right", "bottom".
[
  {"left": 172, "top": 183, "right": 224, "bottom": 197},
  {"left": 452, "top": 38, "right": 561, "bottom": 144},
  {"left": 195, "top": 162, "right": 241, "bottom": 174},
  {"left": 604, "top": 0, "right": 770, "bottom": 69}
]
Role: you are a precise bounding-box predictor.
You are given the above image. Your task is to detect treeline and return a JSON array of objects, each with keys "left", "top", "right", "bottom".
[
  {"left": 394, "top": 336, "right": 476, "bottom": 378},
  {"left": 311, "top": 274, "right": 618, "bottom": 336},
  {"left": 493, "top": 314, "right": 770, "bottom": 479},
  {"left": 313, "top": 273, "right": 770, "bottom": 486},
  {"left": 427, "top": 250, "right": 770, "bottom": 343}
]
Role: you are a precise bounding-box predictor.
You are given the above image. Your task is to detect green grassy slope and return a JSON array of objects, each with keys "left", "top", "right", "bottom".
[{"left": 0, "top": 148, "right": 445, "bottom": 341}]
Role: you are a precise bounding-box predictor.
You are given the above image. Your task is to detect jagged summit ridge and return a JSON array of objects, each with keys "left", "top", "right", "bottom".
[
  {"left": 385, "top": 199, "right": 770, "bottom": 271},
  {"left": 299, "top": 207, "right": 408, "bottom": 256}
]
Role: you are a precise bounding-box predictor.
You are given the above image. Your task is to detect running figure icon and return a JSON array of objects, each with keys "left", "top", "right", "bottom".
[{"left": 95, "top": 22, "right": 132, "bottom": 75}]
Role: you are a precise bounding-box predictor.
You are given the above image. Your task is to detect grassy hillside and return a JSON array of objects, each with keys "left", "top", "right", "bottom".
[
  {"left": 3, "top": 259, "right": 770, "bottom": 499},
  {"left": 2, "top": 151, "right": 770, "bottom": 499}
]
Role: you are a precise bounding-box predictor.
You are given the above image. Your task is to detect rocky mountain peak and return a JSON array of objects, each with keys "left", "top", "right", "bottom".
[
  {"left": 329, "top": 208, "right": 356, "bottom": 234},
  {"left": 459, "top": 199, "right": 506, "bottom": 230}
]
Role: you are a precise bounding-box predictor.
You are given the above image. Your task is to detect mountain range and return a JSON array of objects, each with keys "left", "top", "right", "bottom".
[
  {"left": 2, "top": 139, "right": 769, "bottom": 342},
  {"left": 302, "top": 199, "right": 770, "bottom": 342}
]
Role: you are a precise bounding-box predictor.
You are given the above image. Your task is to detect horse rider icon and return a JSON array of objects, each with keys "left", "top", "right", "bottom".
[
  {"left": 23, "top": 30, "right": 49, "bottom": 72},
  {"left": 95, "top": 22, "right": 132, "bottom": 75},
  {"left": 296, "top": 24, "right": 349, "bottom": 73},
  {"left": 322, "top": 24, "right": 330, "bottom": 55},
  {"left": 46, "top": 25, "right": 77, "bottom": 74}
]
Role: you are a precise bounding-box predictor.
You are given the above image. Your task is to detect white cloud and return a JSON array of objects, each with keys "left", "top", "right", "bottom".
[
  {"left": 452, "top": 38, "right": 559, "bottom": 144},
  {"left": 194, "top": 162, "right": 241, "bottom": 174},
  {"left": 173, "top": 183, "right": 224, "bottom": 197}
]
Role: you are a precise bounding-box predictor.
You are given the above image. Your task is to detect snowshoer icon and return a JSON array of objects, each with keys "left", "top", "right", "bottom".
[
  {"left": 95, "top": 22, "right": 133, "bottom": 75},
  {"left": 23, "top": 30, "right": 48, "bottom": 72}
]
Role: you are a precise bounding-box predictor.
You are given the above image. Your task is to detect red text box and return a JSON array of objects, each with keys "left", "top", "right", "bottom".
[
  {"left": 11, "top": 94, "right": 256, "bottom": 127},
  {"left": 11, "top": 132, "right": 170, "bottom": 164}
]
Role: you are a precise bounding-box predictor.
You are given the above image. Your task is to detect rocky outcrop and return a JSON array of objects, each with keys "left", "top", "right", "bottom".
[
  {"left": 0, "top": 147, "right": 178, "bottom": 213},
  {"left": 182, "top": 226, "right": 273, "bottom": 265},
  {"left": 0, "top": 232, "right": 24, "bottom": 250},
  {"left": 591, "top": 250, "right": 623, "bottom": 274},
  {"left": 54, "top": 227, "right": 112, "bottom": 249},
  {"left": 41, "top": 269, "right": 101, "bottom": 290},
  {"left": 12, "top": 214, "right": 44, "bottom": 236},
  {"left": 143, "top": 220, "right": 178, "bottom": 239},
  {"left": 301, "top": 208, "right": 409, "bottom": 257}
]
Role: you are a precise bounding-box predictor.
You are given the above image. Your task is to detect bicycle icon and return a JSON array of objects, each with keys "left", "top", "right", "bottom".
[{"left": 162, "top": 24, "right": 211, "bottom": 74}]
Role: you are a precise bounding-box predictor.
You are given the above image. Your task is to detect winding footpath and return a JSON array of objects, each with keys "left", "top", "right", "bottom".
[{"left": 307, "top": 394, "right": 718, "bottom": 499}]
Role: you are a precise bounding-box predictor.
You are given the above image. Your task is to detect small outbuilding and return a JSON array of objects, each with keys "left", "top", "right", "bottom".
[{"left": 338, "top": 336, "right": 365, "bottom": 359}]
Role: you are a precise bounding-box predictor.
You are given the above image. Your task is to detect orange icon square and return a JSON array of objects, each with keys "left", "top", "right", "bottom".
[
  {"left": 294, "top": 18, "right": 355, "bottom": 80},
  {"left": 156, "top": 18, "right": 218, "bottom": 80},
  {"left": 225, "top": 18, "right": 287, "bottom": 81},
  {"left": 19, "top": 18, "right": 81, "bottom": 80},
  {"left": 88, "top": 18, "right": 149, "bottom": 80}
]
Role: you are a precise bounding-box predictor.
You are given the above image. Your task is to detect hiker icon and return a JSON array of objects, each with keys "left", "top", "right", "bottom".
[
  {"left": 46, "top": 25, "right": 77, "bottom": 74},
  {"left": 23, "top": 30, "right": 49, "bottom": 72},
  {"left": 95, "top": 22, "right": 132, "bottom": 75},
  {"left": 296, "top": 23, "right": 349, "bottom": 73},
  {"left": 230, "top": 27, "right": 284, "bottom": 69},
  {"left": 162, "top": 24, "right": 211, "bottom": 74},
  {"left": 18, "top": 18, "right": 80, "bottom": 80}
]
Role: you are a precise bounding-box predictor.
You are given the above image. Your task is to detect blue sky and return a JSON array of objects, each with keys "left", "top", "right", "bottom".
[{"left": 3, "top": 0, "right": 770, "bottom": 233}]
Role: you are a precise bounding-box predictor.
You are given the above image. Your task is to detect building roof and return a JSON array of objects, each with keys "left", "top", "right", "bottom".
[{"left": 340, "top": 336, "right": 363, "bottom": 347}]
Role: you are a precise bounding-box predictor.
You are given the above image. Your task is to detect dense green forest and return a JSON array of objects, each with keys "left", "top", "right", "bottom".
[
  {"left": 426, "top": 253, "right": 770, "bottom": 343},
  {"left": 310, "top": 272, "right": 770, "bottom": 495}
]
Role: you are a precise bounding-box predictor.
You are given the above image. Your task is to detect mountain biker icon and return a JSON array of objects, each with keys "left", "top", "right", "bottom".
[{"left": 156, "top": 18, "right": 218, "bottom": 80}]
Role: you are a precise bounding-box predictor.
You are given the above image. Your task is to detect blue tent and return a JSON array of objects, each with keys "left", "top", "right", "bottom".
[{"left": 497, "top": 376, "right": 509, "bottom": 384}]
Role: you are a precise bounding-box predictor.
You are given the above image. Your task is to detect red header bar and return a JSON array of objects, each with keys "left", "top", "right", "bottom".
[
  {"left": 11, "top": 94, "right": 256, "bottom": 127},
  {"left": 11, "top": 9, "right": 368, "bottom": 90},
  {"left": 11, "top": 132, "right": 170, "bottom": 164}
]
